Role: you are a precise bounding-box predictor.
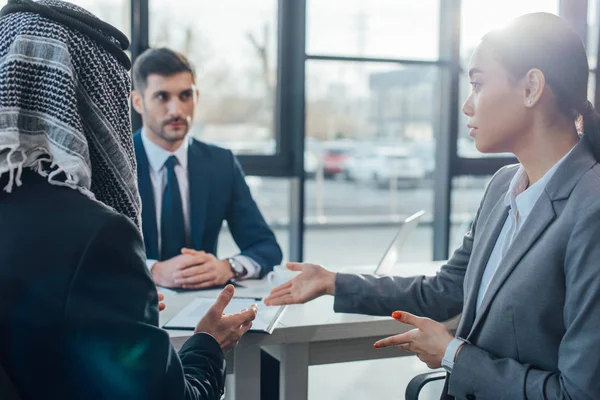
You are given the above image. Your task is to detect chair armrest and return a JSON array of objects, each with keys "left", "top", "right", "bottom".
[{"left": 405, "top": 370, "right": 446, "bottom": 400}]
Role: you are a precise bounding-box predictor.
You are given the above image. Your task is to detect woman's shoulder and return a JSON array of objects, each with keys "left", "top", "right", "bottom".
[{"left": 569, "top": 162, "right": 600, "bottom": 211}]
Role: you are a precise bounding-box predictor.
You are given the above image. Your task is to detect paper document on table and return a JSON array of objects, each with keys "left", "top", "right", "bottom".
[
  {"left": 157, "top": 281, "right": 246, "bottom": 295},
  {"left": 163, "top": 297, "right": 286, "bottom": 334}
]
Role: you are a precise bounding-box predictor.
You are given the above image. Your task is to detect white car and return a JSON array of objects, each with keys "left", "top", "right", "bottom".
[
  {"left": 346, "top": 147, "right": 426, "bottom": 189},
  {"left": 304, "top": 150, "right": 319, "bottom": 178}
]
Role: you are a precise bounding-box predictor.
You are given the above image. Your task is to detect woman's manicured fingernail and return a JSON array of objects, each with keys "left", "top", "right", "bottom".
[
  {"left": 392, "top": 311, "right": 402, "bottom": 320},
  {"left": 373, "top": 343, "right": 380, "bottom": 348}
]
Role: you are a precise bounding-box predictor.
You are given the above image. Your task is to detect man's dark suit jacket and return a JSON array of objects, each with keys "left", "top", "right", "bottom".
[
  {"left": 134, "top": 131, "right": 282, "bottom": 277},
  {"left": 0, "top": 170, "right": 226, "bottom": 399}
]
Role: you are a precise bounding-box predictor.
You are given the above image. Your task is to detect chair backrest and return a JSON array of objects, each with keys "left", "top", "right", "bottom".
[
  {"left": 0, "top": 360, "right": 21, "bottom": 400},
  {"left": 405, "top": 370, "right": 445, "bottom": 400}
]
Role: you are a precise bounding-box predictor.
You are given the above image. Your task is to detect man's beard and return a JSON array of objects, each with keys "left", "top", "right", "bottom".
[{"left": 155, "top": 117, "right": 189, "bottom": 141}]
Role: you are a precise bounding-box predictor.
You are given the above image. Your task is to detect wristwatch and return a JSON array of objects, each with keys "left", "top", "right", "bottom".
[
  {"left": 442, "top": 337, "right": 470, "bottom": 374},
  {"left": 228, "top": 257, "right": 247, "bottom": 279}
]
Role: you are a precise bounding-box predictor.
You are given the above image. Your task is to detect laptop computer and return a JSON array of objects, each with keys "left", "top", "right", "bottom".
[{"left": 373, "top": 210, "right": 425, "bottom": 276}]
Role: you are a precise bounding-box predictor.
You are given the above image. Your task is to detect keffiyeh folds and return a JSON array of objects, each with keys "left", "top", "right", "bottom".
[{"left": 0, "top": 0, "right": 141, "bottom": 227}]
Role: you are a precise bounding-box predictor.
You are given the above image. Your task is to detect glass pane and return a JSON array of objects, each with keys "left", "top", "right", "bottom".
[
  {"left": 304, "top": 61, "right": 438, "bottom": 268},
  {"left": 307, "top": 0, "right": 440, "bottom": 60},
  {"left": 67, "top": 0, "right": 130, "bottom": 36},
  {"left": 449, "top": 176, "right": 491, "bottom": 254},
  {"left": 309, "top": 359, "right": 438, "bottom": 399},
  {"left": 0, "top": 1, "right": 129, "bottom": 35},
  {"left": 459, "top": 1, "right": 588, "bottom": 158},
  {"left": 590, "top": 71, "right": 596, "bottom": 107},
  {"left": 457, "top": 73, "right": 476, "bottom": 158},
  {"left": 457, "top": 74, "right": 517, "bottom": 158},
  {"left": 218, "top": 177, "right": 289, "bottom": 261},
  {"left": 149, "top": 0, "right": 278, "bottom": 155},
  {"left": 589, "top": 0, "right": 599, "bottom": 69},
  {"left": 461, "top": 0, "right": 559, "bottom": 62}
]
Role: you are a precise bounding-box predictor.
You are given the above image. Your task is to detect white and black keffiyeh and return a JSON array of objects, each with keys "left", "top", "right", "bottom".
[{"left": 0, "top": 0, "right": 141, "bottom": 227}]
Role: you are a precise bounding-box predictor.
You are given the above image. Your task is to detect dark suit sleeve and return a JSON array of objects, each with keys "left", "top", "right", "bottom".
[
  {"left": 448, "top": 203, "right": 600, "bottom": 400},
  {"left": 332, "top": 170, "right": 497, "bottom": 321},
  {"left": 225, "top": 152, "right": 282, "bottom": 277},
  {"left": 64, "top": 213, "right": 226, "bottom": 400}
]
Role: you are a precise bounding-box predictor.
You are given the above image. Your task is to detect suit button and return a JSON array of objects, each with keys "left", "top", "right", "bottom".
[{"left": 466, "top": 394, "right": 476, "bottom": 400}]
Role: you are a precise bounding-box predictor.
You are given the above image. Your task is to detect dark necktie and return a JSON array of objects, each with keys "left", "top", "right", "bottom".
[{"left": 160, "top": 155, "right": 187, "bottom": 261}]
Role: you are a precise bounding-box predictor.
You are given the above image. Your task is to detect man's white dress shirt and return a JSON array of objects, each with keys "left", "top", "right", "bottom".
[{"left": 141, "top": 131, "right": 260, "bottom": 278}]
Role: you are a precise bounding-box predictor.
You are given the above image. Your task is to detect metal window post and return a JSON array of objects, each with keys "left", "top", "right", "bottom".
[
  {"left": 277, "top": 0, "right": 307, "bottom": 262},
  {"left": 433, "top": 0, "right": 461, "bottom": 260},
  {"left": 130, "top": 0, "right": 149, "bottom": 132}
]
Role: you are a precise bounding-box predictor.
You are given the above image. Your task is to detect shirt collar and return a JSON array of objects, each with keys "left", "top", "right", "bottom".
[
  {"left": 504, "top": 145, "right": 576, "bottom": 218},
  {"left": 141, "top": 128, "right": 189, "bottom": 173}
]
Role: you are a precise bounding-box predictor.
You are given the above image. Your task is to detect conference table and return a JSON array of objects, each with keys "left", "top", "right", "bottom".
[{"left": 160, "top": 261, "right": 457, "bottom": 400}]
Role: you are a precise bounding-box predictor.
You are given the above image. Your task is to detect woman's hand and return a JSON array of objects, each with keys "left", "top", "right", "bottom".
[
  {"left": 264, "top": 262, "right": 336, "bottom": 306},
  {"left": 374, "top": 311, "right": 454, "bottom": 369}
]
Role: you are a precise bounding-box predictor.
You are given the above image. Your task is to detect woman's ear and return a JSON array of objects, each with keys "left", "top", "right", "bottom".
[{"left": 523, "top": 68, "right": 546, "bottom": 108}]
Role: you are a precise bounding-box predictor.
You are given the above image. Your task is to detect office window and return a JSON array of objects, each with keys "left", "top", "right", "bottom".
[
  {"left": 307, "top": 0, "right": 440, "bottom": 60},
  {"left": 0, "top": 1, "right": 131, "bottom": 60},
  {"left": 304, "top": 61, "right": 439, "bottom": 267},
  {"left": 458, "top": 0, "right": 560, "bottom": 158},
  {"left": 588, "top": 0, "right": 599, "bottom": 70},
  {"left": 461, "top": 0, "right": 559, "bottom": 59},
  {"left": 217, "top": 177, "right": 290, "bottom": 261},
  {"left": 309, "top": 357, "right": 435, "bottom": 399},
  {"left": 68, "top": 0, "right": 130, "bottom": 36},
  {"left": 589, "top": 0, "right": 599, "bottom": 105},
  {"left": 449, "top": 175, "right": 491, "bottom": 254},
  {"left": 0, "top": 1, "right": 130, "bottom": 33},
  {"left": 149, "top": 0, "right": 278, "bottom": 155},
  {"left": 456, "top": 74, "right": 518, "bottom": 159},
  {"left": 590, "top": 71, "right": 596, "bottom": 106}
]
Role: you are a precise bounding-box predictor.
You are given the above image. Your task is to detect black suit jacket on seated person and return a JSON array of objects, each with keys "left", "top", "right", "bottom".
[
  {"left": 0, "top": 170, "right": 225, "bottom": 400},
  {"left": 134, "top": 131, "right": 282, "bottom": 277}
]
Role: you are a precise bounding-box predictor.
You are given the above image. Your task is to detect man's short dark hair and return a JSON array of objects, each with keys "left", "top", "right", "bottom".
[{"left": 132, "top": 48, "right": 195, "bottom": 93}]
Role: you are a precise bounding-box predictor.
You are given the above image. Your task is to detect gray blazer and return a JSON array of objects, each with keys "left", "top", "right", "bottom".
[{"left": 334, "top": 139, "right": 600, "bottom": 399}]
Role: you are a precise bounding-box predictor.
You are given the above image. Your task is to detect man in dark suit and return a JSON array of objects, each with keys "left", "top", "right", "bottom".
[
  {"left": 0, "top": 1, "right": 256, "bottom": 398},
  {"left": 131, "top": 48, "right": 282, "bottom": 290}
]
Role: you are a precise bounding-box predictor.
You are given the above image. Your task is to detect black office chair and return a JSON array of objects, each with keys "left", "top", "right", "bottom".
[{"left": 405, "top": 370, "right": 446, "bottom": 400}]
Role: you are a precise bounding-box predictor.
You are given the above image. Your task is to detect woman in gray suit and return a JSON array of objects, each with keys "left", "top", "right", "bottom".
[{"left": 266, "top": 13, "right": 600, "bottom": 399}]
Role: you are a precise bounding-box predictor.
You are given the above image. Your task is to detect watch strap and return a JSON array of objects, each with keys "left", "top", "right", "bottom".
[{"left": 442, "top": 337, "right": 470, "bottom": 373}]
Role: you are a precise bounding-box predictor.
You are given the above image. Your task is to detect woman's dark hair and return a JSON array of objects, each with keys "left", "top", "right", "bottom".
[
  {"left": 132, "top": 48, "right": 195, "bottom": 93},
  {"left": 481, "top": 12, "right": 600, "bottom": 161}
]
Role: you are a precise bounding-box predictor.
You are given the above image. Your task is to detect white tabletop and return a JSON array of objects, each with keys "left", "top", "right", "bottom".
[
  {"left": 160, "top": 261, "right": 447, "bottom": 344},
  {"left": 159, "top": 261, "right": 452, "bottom": 400}
]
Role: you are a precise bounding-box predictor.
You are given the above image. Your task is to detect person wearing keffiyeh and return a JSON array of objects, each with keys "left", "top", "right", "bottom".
[{"left": 0, "top": 1, "right": 255, "bottom": 399}]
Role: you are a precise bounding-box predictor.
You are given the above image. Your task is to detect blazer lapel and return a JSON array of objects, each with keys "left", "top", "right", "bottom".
[
  {"left": 461, "top": 138, "right": 597, "bottom": 339},
  {"left": 133, "top": 132, "right": 159, "bottom": 260},
  {"left": 187, "top": 140, "right": 210, "bottom": 250},
  {"left": 456, "top": 195, "right": 509, "bottom": 338},
  {"left": 468, "top": 189, "right": 556, "bottom": 338}
]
